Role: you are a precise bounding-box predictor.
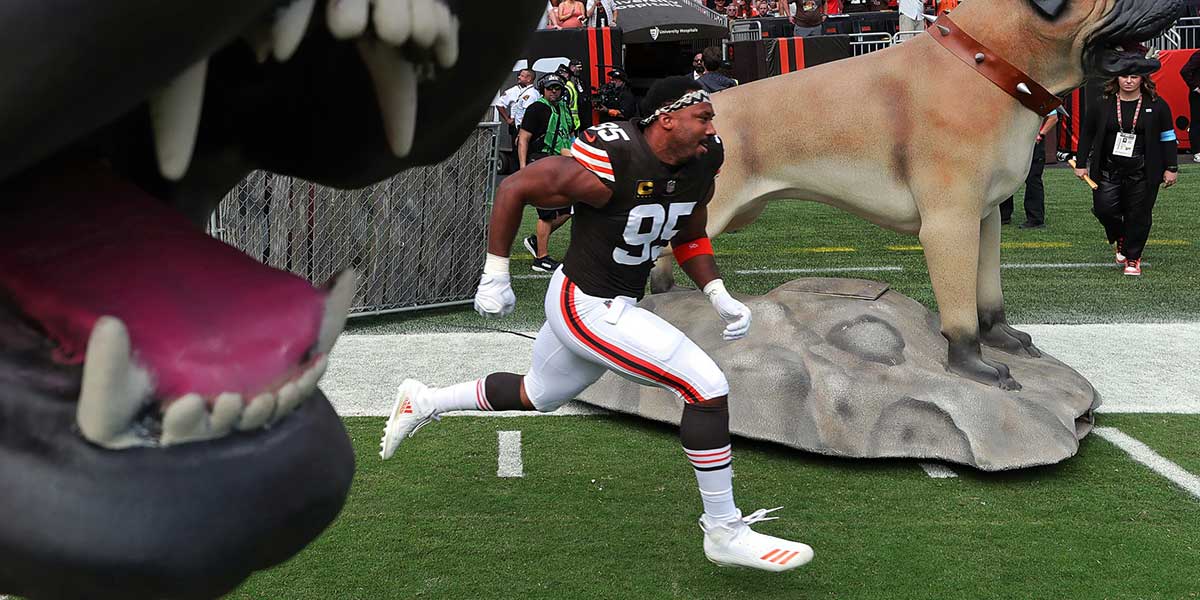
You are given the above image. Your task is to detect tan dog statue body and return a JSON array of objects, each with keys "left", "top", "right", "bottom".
[{"left": 652, "top": 0, "right": 1182, "bottom": 389}]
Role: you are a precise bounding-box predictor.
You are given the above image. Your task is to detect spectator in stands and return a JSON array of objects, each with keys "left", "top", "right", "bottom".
[
  {"left": 731, "top": 0, "right": 759, "bottom": 18},
  {"left": 587, "top": 0, "right": 617, "bottom": 27},
  {"left": 899, "top": 0, "right": 931, "bottom": 32},
  {"left": 712, "top": 0, "right": 730, "bottom": 14},
  {"left": 1074, "top": 73, "right": 1179, "bottom": 276},
  {"left": 782, "top": 0, "right": 826, "bottom": 37},
  {"left": 494, "top": 69, "right": 541, "bottom": 142},
  {"left": 545, "top": 0, "right": 560, "bottom": 28},
  {"left": 690, "top": 52, "right": 705, "bottom": 80},
  {"left": 518, "top": 74, "right": 576, "bottom": 272},
  {"left": 724, "top": 4, "right": 740, "bottom": 18},
  {"left": 999, "top": 111, "right": 1058, "bottom": 228},
  {"left": 556, "top": 0, "right": 586, "bottom": 28},
  {"left": 757, "top": 1, "right": 779, "bottom": 16},
  {"left": 935, "top": 0, "right": 959, "bottom": 15},
  {"left": 826, "top": 0, "right": 844, "bottom": 15},
  {"left": 1182, "top": 50, "right": 1200, "bottom": 163},
  {"left": 697, "top": 46, "right": 738, "bottom": 93}
]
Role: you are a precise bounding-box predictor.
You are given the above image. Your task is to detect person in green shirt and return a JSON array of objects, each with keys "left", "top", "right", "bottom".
[{"left": 518, "top": 73, "right": 576, "bottom": 271}]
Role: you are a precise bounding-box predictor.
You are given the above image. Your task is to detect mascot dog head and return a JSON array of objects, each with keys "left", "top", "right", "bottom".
[
  {"left": 0, "top": 1, "right": 544, "bottom": 598},
  {"left": 1024, "top": 0, "right": 1184, "bottom": 82}
]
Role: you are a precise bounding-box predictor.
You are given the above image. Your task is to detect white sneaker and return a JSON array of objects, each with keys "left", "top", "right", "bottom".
[
  {"left": 699, "top": 507, "right": 814, "bottom": 572},
  {"left": 380, "top": 379, "right": 438, "bottom": 460},
  {"left": 1193, "top": 153, "right": 1199, "bottom": 163}
]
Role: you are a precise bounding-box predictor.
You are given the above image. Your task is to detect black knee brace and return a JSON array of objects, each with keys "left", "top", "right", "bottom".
[
  {"left": 484, "top": 372, "right": 527, "bottom": 411},
  {"left": 680, "top": 397, "right": 730, "bottom": 451}
]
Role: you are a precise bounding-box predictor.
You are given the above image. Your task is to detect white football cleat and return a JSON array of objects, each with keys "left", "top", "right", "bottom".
[
  {"left": 380, "top": 379, "right": 438, "bottom": 460},
  {"left": 700, "top": 507, "right": 814, "bottom": 572}
]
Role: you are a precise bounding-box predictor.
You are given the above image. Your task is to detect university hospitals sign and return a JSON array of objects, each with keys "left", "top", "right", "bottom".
[
  {"left": 649, "top": 26, "right": 703, "bottom": 41},
  {"left": 614, "top": 0, "right": 729, "bottom": 44}
]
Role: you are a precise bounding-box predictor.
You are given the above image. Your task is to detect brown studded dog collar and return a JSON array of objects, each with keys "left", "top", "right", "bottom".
[{"left": 928, "top": 14, "right": 1063, "bottom": 115}]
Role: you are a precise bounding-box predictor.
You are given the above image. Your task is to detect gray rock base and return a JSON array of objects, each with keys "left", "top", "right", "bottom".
[{"left": 577, "top": 278, "right": 1099, "bottom": 471}]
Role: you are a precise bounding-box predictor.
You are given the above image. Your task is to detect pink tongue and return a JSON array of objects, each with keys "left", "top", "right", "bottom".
[{"left": 0, "top": 162, "right": 324, "bottom": 399}]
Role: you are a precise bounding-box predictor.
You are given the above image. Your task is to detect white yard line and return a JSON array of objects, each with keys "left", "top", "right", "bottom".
[
  {"left": 1094, "top": 427, "right": 1200, "bottom": 499},
  {"left": 1000, "top": 262, "right": 1134, "bottom": 270},
  {"left": 497, "top": 431, "right": 524, "bottom": 478},
  {"left": 1020, "top": 323, "right": 1200, "bottom": 414},
  {"left": 328, "top": 324, "right": 1200, "bottom": 416},
  {"left": 919, "top": 463, "right": 959, "bottom": 479},
  {"left": 735, "top": 261, "right": 1136, "bottom": 276},
  {"left": 533, "top": 262, "right": 1129, "bottom": 279},
  {"left": 735, "top": 266, "right": 904, "bottom": 275}
]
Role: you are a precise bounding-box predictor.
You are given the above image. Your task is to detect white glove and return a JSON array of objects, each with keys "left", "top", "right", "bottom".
[
  {"left": 704, "top": 279, "right": 751, "bottom": 341},
  {"left": 474, "top": 254, "right": 516, "bottom": 318}
]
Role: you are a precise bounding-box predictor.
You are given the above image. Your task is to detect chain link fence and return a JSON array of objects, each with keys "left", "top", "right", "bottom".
[{"left": 210, "top": 124, "right": 499, "bottom": 317}]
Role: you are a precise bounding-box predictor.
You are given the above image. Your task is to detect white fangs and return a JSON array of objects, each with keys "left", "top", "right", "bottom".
[
  {"left": 76, "top": 313, "right": 338, "bottom": 447},
  {"left": 148, "top": 59, "right": 207, "bottom": 182},
  {"left": 373, "top": 0, "right": 413, "bottom": 46},
  {"left": 273, "top": 0, "right": 318, "bottom": 62},
  {"left": 210, "top": 393, "right": 244, "bottom": 437},
  {"left": 319, "top": 269, "right": 358, "bottom": 356},
  {"left": 409, "top": 0, "right": 438, "bottom": 47},
  {"left": 357, "top": 38, "right": 419, "bottom": 158},
  {"left": 76, "top": 317, "right": 154, "bottom": 449},
  {"left": 161, "top": 394, "right": 210, "bottom": 445},
  {"left": 155, "top": 357, "right": 331, "bottom": 445},
  {"left": 225, "top": 0, "right": 464, "bottom": 178},
  {"left": 434, "top": 6, "right": 459, "bottom": 69},
  {"left": 238, "top": 393, "right": 277, "bottom": 431},
  {"left": 328, "top": 0, "right": 370, "bottom": 39}
]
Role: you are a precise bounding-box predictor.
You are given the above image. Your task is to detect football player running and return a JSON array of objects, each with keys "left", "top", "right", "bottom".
[{"left": 381, "top": 77, "right": 814, "bottom": 572}]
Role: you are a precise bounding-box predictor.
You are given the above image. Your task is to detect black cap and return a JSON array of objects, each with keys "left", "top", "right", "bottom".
[
  {"left": 540, "top": 73, "right": 565, "bottom": 89},
  {"left": 609, "top": 68, "right": 627, "bottom": 81},
  {"left": 570, "top": 59, "right": 584, "bottom": 68}
]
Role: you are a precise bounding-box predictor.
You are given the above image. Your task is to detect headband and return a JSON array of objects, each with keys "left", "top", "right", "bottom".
[{"left": 638, "top": 89, "right": 711, "bottom": 126}]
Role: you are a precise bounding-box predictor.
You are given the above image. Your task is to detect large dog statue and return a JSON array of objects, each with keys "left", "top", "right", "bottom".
[
  {"left": 0, "top": 2, "right": 543, "bottom": 598},
  {"left": 651, "top": 0, "right": 1181, "bottom": 389}
]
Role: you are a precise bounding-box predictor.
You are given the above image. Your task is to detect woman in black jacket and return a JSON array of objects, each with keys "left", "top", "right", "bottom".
[{"left": 1074, "top": 73, "right": 1179, "bottom": 276}]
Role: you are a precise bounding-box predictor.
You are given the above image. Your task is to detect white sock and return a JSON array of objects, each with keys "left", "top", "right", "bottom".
[
  {"left": 685, "top": 444, "right": 737, "bottom": 520},
  {"left": 425, "top": 379, "right": 492, "bottom": 414}
]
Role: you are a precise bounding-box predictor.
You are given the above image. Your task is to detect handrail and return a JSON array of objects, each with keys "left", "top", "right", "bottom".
[
  {"left": 730, "top": 19, "right": 763, "bottom": 42},
  {"left": 848, "top": 32, "right": 892, "bottom": 56}
]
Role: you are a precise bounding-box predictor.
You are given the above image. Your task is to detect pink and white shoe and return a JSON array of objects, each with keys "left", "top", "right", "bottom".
[
  {"left": 1115, "top": 237, "right": 1127, "bottom": 266},
  {"left": 699, "top": 507, "right": 814, "bottom": 572},
  {"left": 1123, "top": 258, "right": 1142, "bottom": 276}
]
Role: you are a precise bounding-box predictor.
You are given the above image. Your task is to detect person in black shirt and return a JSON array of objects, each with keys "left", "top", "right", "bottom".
[
  {"left": 596, "top": 68, "right": 639, "bottom": 123},
  {"left": 1075, "top": 73, "right": 1179, "bottom": 276},
  {"left": 999, "top": 111, "right": 1058, "bottom": 228},
  {"left": 381, "top": 77, "right": 814, "bottom": 573}
]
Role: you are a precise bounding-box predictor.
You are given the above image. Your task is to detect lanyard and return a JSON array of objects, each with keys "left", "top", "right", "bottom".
[{"left": 1116, "top": 95, "right": 1142, "bottom": 134}]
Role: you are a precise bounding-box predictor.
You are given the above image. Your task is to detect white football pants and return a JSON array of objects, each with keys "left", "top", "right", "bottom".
[{"left": 524, "top": 267, "right": 729, "bottom": 412}]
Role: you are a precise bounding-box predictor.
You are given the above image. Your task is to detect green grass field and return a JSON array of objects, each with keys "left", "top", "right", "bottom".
[{"left": 231, "top": 165, "right": 1200, "bottom": 599}]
